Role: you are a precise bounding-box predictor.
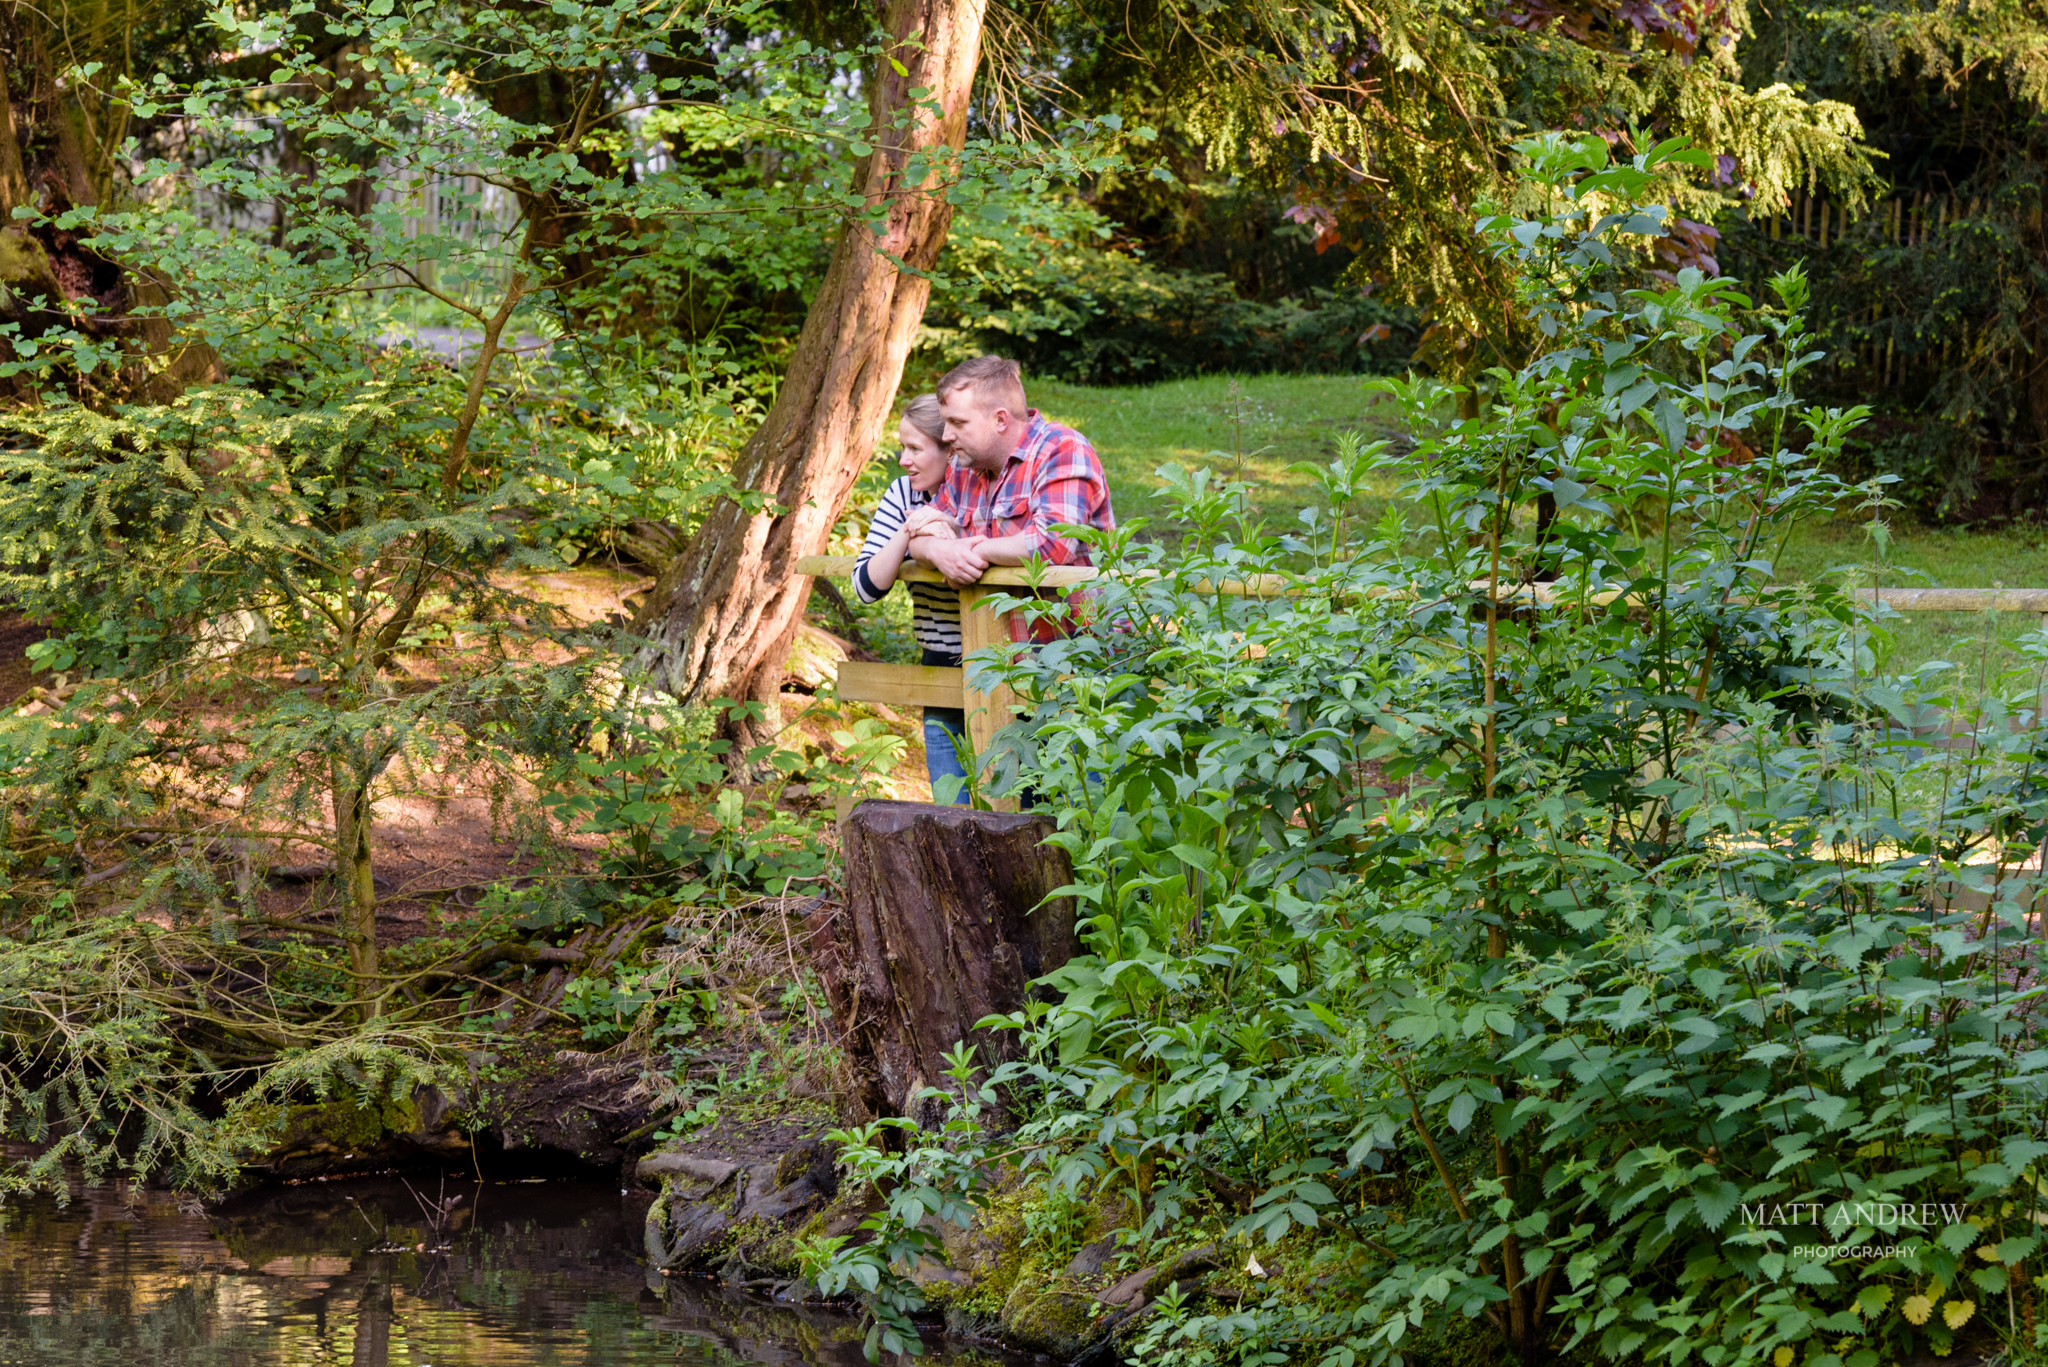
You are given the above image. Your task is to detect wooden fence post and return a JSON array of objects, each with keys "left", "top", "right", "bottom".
[{"left": 958, "top": 586, "right": 1023, "bottom": 812}]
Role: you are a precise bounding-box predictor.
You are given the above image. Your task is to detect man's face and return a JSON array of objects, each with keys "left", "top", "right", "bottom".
[{"left": 938, "top": 385, "right": 1014, "bottom": 470}]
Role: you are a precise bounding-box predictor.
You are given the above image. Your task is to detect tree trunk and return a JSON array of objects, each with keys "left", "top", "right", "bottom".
[
  {"left": 810, "top": 800, "right": 1076, "bottom": 1128},
  {"left": 484, "top": 61, "right": 625, "bottom": 321},
  {"left": 331, "top": 758, "right": 381, "bottom": 1009},
  {"left": 349, "top": 1276, "right": 393, "bottom": 1367},
  {"left": 269, "top": 36, "right": 381, "bottom": 256},
  {"left": 631, "top": 0, "right": 988, "bottom": 743},
  {"left": 0, "top": 9, "right": 225, "bottom": 402}
]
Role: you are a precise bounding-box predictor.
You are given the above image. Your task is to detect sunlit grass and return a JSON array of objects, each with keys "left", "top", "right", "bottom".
[
  {"left": 1775, "top": 516, "right": 2048, "bottom": 679},
  {"left": 1032, "top": 371, "right": 2048, "bottom": 678},
  {"left": 1030, "top": 374, "right": 1406, "bottom": 536}
]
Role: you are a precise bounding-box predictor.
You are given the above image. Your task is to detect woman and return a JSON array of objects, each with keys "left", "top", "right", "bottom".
[{"left": 852, "top": 394, "right": 971, "bottom": 803}]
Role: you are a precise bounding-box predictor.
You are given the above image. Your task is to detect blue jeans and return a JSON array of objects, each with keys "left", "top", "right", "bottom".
[
  {"left": 923, "top": 706, "right": 970, "bottom": 805},
  {"left": 920, "top": 647, "right": 970, "bottom": 805}
]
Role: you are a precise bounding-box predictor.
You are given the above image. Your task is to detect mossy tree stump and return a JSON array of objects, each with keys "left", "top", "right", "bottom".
[{"left": 813, "top": 801, "right": 1076, "bottom": 1126}]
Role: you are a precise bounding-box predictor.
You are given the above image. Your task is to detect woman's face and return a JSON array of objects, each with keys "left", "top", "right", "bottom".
[{"left": 897, "top": 419, "right": 951, "bottom": 493}]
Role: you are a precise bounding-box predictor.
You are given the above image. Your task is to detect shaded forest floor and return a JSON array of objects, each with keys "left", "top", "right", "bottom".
[{"left": 1, "top": 564, "right": 935, "bottom": 961}]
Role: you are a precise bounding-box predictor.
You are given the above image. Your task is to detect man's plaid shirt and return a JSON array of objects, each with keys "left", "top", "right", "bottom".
[{"left": 932, "top": 411, "right": 1115, "bottom": 565}]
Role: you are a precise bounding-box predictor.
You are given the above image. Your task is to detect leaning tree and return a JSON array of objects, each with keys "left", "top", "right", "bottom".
[{"left": 630, "top": 0, "right": 989, "bottom": 743}]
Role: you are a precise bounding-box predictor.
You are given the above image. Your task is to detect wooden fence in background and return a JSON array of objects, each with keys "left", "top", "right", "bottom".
[
  {"left": 1765, "top": 190, "right": 1979, "bottom": 251},
  {"left": 1756, "top": 189, "right": 1988, "bottom": 389}
]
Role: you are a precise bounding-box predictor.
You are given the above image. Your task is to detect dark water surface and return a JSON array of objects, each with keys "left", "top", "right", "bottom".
[{"left": 0, "top": 1176, "right": 1021, "bottom": 1367}]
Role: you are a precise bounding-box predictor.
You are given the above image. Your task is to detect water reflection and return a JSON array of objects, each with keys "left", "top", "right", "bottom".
[{"left": 0, "top": 1176, "right": 1021, "bottom": 1366}]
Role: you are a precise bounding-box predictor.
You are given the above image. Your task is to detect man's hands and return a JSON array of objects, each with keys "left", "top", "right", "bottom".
[
  {"left": 903, "top": 510, "right": 1041, "bottom": 584},
  {"left": 904, "top": 508, "right": 987, "bottom": 584},
  {"left": 919, "top": 535, "right": 990, "bottom": 586}
]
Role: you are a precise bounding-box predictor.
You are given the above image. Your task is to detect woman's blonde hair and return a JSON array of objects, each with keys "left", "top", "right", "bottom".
[{"left": 901, "top": 393, "right": 944, "bottom": 444}]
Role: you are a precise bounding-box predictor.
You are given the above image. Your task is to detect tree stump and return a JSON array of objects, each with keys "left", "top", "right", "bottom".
[{"left": 811, "top": 800, "right": 1076, "bottom": 1126}]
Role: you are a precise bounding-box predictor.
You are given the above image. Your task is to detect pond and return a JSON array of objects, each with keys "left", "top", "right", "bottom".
[{"left": 0, "top": 1175, "right": 1025, "bottom": 1367}]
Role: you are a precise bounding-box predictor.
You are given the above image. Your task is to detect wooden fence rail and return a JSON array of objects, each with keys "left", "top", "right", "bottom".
[{"left": 796, "top": 555, "right": 2048, "bottom": 770}]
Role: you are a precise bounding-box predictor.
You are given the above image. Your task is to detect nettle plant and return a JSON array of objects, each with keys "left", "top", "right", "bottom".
[{"left": 969, "top": 136, "right": 2048, "bottom": 1367}]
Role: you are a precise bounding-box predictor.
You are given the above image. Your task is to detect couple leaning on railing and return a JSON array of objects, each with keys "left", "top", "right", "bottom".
[{"left": 846, "top": 355, "right": 1116, "bottom": 804}]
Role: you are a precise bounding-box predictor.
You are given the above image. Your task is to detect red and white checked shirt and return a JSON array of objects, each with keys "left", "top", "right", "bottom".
[
  {"left": 932, "top": 412, "right": 1115, "bottom": 565},
  {"left": 932, "top": 411, "right": 1115, "bottom": 644}
]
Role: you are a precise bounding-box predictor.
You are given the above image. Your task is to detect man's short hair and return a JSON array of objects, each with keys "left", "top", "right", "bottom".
[{"left": 937, "top": 355, "right": 1027, "bottom": 416}]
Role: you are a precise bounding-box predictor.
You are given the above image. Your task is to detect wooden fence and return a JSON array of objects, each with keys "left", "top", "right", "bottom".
[
  {"left": 796, "top": 555, "right": 2048, "bottom": 800},
  {"left": 1765, "top": 190, "right": 1981, "bottom": 252},
  {"left": 187, "top": 123, "right": 525, "bottom": 298},
  {"left": 1758, "top": 189, "right": 1990, "bottom": 388}
]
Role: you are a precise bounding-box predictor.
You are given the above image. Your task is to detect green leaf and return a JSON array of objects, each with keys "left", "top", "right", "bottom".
[
  {"left": 1615, "top": 377, "right": 1660, "bottom": 416},
  {"left": 1694, "top": 1179, "right": 1742, "bottom": 1230},
  {"left": 1653, "top": 396, "right": 1687, "bottom": 453},
  {"left": 1804, "top": 1094, "right": 1850, "bottom": 1129}
]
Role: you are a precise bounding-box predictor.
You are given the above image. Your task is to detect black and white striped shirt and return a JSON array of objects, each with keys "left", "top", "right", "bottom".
[{"left": 852, "top": 475, "right": 963, "bottom": 663}]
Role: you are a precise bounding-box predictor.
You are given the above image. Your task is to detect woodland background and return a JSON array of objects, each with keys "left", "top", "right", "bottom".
[
  {"left": 5, "top": 3, "right": 2048, "bottom": 1367},
  {"left": 4, "top": 0, "right": 2039, "bottom": 528}
]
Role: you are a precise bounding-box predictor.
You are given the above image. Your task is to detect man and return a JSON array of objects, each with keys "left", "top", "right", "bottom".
[
  {"left": 904, "top": 356, "right": 1114, "bottom": 591},
  {"left": 902, "top": 356, "right": 1111, "bottom": 806}
]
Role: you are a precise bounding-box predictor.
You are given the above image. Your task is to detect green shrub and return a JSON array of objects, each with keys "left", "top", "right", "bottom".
[
  {"left": 964, "top": 135, "right": 2048, "bottom": 1367},
  {"left": 0, "top": 385, "right": 607, "bottom": 996}
]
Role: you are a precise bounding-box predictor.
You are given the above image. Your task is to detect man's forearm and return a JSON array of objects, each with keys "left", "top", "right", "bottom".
[
  {"left": 973, "top": 533, "right": 1040, "bottom": 566},
  {"left": 915, "top": 534, "right": 989, "bottom": 585}
]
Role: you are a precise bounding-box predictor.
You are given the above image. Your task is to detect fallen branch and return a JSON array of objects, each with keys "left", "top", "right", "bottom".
[
  {"left": 235, "top": 914, "right": 350, "bottom": 942},
  {"left": 416, "top": 940, "right": 585, "bottom": 984},
  {"left": 619, "top": 1104, "right": 690, "bottom": 1145},
  {"left": 440, "top": 973, "right": 578, "bottom": 1024},
  {"left": 807, "top": 579, "right": 883, "bottom": 661},
  {"left": 80, "top": 860, "right": 134, "bottom": 889}
]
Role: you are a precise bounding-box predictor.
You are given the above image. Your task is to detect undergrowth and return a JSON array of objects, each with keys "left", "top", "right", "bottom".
[{"left": 809, "top": 135, "right": 2048, "bottom": 1367}]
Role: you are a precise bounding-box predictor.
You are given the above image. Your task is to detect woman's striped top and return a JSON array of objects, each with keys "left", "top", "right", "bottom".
[{"left": 852, "top": 474, "right": 963, "bottom": 662}]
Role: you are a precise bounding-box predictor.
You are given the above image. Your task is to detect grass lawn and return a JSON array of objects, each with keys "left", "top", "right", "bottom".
[
  {"left": 1031, "top": 374, "right": 1405, "bottom": 535},
  {"left": 1775, "top": 519, "right": 2048, "bottom": 679},
  {"left": 1027, "top": 372, "right": 2048, "bottom": 679}
]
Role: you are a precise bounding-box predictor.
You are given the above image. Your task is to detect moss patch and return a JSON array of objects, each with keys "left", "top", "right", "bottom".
[
  {"left": 278, "top": 1092, "right": 423, "bottom": 1152},
  {"left": 999, "top": 1268, "right": 1110, "bottom": 1360},
  {"left": 947, "top": 1181, "right": 1041, "bottom": 1314},
  {"left": 726, "top": 1214, "right": 807, "bottom": 1277}
]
